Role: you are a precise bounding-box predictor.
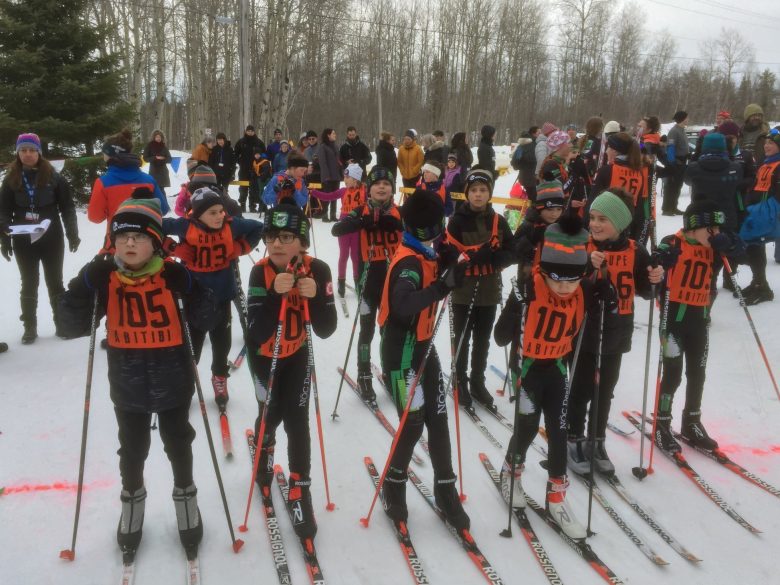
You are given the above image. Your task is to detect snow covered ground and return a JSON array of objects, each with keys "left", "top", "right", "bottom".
[{"left": 2, "top": 170, "right": 780, "bottom": 585}]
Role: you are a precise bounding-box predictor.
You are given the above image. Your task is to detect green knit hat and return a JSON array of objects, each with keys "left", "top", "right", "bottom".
[
  {"left": 590, "top": 191, "right": 633, "bottom": 233},
  {"left": 111, "top": 189, "right": 164, "bottom": 247}
]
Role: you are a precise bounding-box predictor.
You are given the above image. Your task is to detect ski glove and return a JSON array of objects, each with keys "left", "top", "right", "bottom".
[
  {"left": 161, "top": 261, "right": 193, "bottom": 294},
  {"left": 83, "top": 255, "right": 116, "bottom": 290},
  {"left": 655, "top": 246, "right": 681, "bottom": 269},
  {"left": 436, "top": 241, "right": 460, "bottom": 268},
  {"left": 0, "top": 236, "right": 11, "bottom": 261},
  {"left": 708, "top": 232, "right": 733, "bottom": 254},
  {"left": 436, "top": 261, "right": 468, "bottom": 292},
  {"left": 592, "top": 278, "right": 619, "bottom": 313},
  {"left": 68, "top": 236, "right": 81, "bottom": 253},
  {"left": 377, "top": 213, "right": 402, "bottom": 232},
  {"left": 360, "top": 210, "right": 377, "bottom": 230},
  {"left": 466, "top": 242, "right": 494, "bottom": 267}
]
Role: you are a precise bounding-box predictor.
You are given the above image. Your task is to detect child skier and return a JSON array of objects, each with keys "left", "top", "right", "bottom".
[
  {"left": 494, "top": 215, "right": 615, "bottom": 539},
  {"left": 417, "top": 162, "right": 454, "bottom": 217},
  {"left": 567, "top": 190, "right": 663, "bottom": 475},
  {"left": 377, "top": 188, "right": 470, "bottom": 531},
  {"left": 245, "top": 198, "right": 337, "bottom": 539},
  {"left": 331, "top": 166, "right": 403, "bottom": 401},
  {"left": 654, "top": 200, "right": 733, "bottom": 452},
  {"left": 311, "top": 163, "right": 367, "bottom": 296},
  {"left": 262, "top": 153, "right": 310, "bottom": 210},
  {"left": 163, "top": 187, "right": 264, "bottom": 406},
  {"left": 445, "top": 169, "right": 515, "bottom": 409},
  {"left": 250, "top": 149, "right": 272, "bottom": 213},
  {"left": 512, "top": 180, "right": 566, "bottom": 271},
  {"left": 57, "top": 194, "right": 215, "bottom": 557}
]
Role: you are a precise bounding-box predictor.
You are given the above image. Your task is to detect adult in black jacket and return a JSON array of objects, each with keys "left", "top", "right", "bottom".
[
  {"left": 477, "top": 125, "right": 497, "bottom": 178},
  {"left": 0, "top": 133, "right": 79, "bottom": 344},
  {"left": 318, "top": 128, "right": 342, "bottom": 222},
  {"left": 142, "top": 130, "right": 172, "bottom": 188},
  {"left": 450, "top": 132, "right": 473, "bottom": 181},
  {"left": 208, "top": 132, "right": 237, "bottom": 192},
  {"left": 376, "top": 132, "right": 398, "bottom": 178},
  {"left": 339, "top": 126, "right": 372, "bottom": 174},
  {"left": 512, "top": 128, "right": 539, "bottom": 198},
  {"left": 233, "top": 125, "right": 266, "bottom": 211}
]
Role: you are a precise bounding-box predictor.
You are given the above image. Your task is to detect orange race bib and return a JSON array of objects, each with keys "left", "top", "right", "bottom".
[
  {"left": 609, "top": 164, "right": 648, "bottom": 204},
  {"left": 522, "top": 271, "right": 584, "bottom": 359},
  {"left": 589, "top": 239, "right": 636, "bottom": 315},
  {"left": 359, "top": 206, "right": 402, "bottom": 262},
  {"left": 754, "top": 161, "right": 780, "bottom": 193},
  {"left": 184, "top": 221, "right": 235, "bottom": 272},
  {"left": 667, "top": 233, "right": 713, "bottom": 307},
  {"left": 447, "top": 214, "right": 500, "bottom": 277},
  {"left": 341, "top": 185, "right": 366, "bottom": 215}
]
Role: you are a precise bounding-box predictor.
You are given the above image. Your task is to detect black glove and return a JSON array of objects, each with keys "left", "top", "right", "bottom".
[
  {"left": 68, "top": 236, "right": 81, "bottom": 253},
  {"left": 655, "top": 246, "right": 681, "bottom": 270},
  {"left": 161, "top": 261, "right": 193, "bottom": 294},
  {"left": 592, "top": 277, "right": 618, "bottom": 313},
  {"left": 466, "top": 242, "right": 494, "bottom": 267},
  {"left": 513, "top": 270, "right": 534, "bottom": 302},
  {"left": 377, "top": 212, "right": 401, "bottom": 232},
  {"left": 360, "top": 210, "right": 377, "bottom": 230},
  {"left": 436, "top": 241, "right": 460, "bottom": 268},
  {"left": 708, "top": 233, "right": 732, "bottom": 254},
  {"left": 437, "top": 261, "right": 468, "bottom": 292},
  {"left": 83, "top": 254, "right": 116, "bottom": 289},
  {"left": 1, "top": 235, "right": 11, "bottom": 261}
]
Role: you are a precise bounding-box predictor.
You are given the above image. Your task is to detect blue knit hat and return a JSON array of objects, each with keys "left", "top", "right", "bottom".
[
  {"left": 701, "top": 132, "right": 727, "bottom": 153},
  {"left": 16, "top": 133, "right": 41, "bottom": 153}
]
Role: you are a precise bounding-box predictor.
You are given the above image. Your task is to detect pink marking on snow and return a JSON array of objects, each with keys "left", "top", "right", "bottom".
[{"left": 0, "top": 479, "right": 113, "bottom": 496}]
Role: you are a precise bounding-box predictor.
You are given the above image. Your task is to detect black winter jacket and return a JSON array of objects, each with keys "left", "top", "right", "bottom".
[
  {"left": 339, "top": 137, "right": 372, "bottom": 172},
  {"left": 234, "top": 134, "right": 266, "bottom": 177},
  {"left": 375, "top": 140, "right": 398, "bottom": 177},
  {"left": 684, "top": 154, "right": 743, "bottom": 232},
  {"left": 209, "top": 142, "right": 237, "bottom": 184},
  {"left": 477, "top": 127, "right": 496, "bottom": 178}
]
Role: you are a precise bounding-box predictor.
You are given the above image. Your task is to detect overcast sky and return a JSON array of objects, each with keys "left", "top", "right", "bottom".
[{"left": 640, "top": 0, "right": 780, "bottom": 75}]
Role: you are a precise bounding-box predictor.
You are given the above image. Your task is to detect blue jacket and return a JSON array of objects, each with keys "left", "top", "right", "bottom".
[
  {"left": 262, "top": 172, "right": 309, "bottom": 209},
  {"left": 163, "top": 215, "right": 264, "bottom": 302},
  {"left": 101, "top": 159, "right": 169, "bottom": 215}
]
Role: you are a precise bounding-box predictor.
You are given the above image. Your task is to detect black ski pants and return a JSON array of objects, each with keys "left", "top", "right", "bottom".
[
  {"left": 567, "top": 352, "right": 623, "bottom": 439},
  {"left": 190, "top": 300, "right": 231, "bottom": 377},
  {"left": 452, "top": 303, "right": 497, "bottom": 393},
  {"left": 14, "top": 231, "right": 65, "bottom": 326},
  {"left": 659, "top": 319, "right": 709, "bottom": 417}
]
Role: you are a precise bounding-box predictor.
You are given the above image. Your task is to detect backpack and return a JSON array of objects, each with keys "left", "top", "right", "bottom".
[{"left": 739, "top": 195, "right": 780, "bottom": 243}]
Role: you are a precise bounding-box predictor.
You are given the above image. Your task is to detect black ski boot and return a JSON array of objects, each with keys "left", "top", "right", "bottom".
[
  {"left": 21, "top": 322, "right": 37, "bottom": 345},
  {"left": 287, "top": 472, "right": 317, "bottom": 539},
  {"left": 337, "top": 279, "right": 346, "bottom": 298},
  {"left": 654, "top": 415, "right": 681, "bottom": 453},
  {"left": 117, "top": 487, "right": 146, "bottom": 556},
  {"left": 736, "top": 280, "right": 760, "bottom": 299},
  {"left": 592, "top": 438, "right": 615, "bottom": 476},
  {"left": 173, "top": 484, "right": 203, "bottom": 556},
  {"left": 470, "top": 379, "right": 495, "bottom": 409},
  {"left": 744, "top": 282, "right": 774, "bottom": 306},
  {"left": 381, "top": 467, "right": 408, "bottom": 523},
  {"left": 566, "top": 436, "right": 591, "bottom": 476},
  {"left": 254, "top": 439, "right": 275, "bottom": 492},
  {"left": 357, "top": 367, "right": 376, "bottom": 403},
  {"left": 434, "top": 476, "right": 470, "bottom": 532},
  {"left": 456, "top": 377, "right": 472, "bottom": 409},
  {"left": 681, "top": 411, "right": 719, "bottom": 451}
]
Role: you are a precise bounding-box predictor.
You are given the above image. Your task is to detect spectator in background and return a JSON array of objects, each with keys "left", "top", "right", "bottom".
[
  {"left": 191, "top": 135, "right": 215, "bottom": 165},
  {"left": 535, "top": 122, "right": 558, "bottom": 176},
  {"left": 318, "top": 128, "right": 342, "bottom": 222},
  {"left": 511, "top": 126, "right": 539, "bottom": 199},
  {"left": 304, "top": 130, "right": 320, "bottom": 182},
  {"left": 450, "top": 132, "right": 473, "bottom": 182},
  {"left": 662, "top": 110, "right": 690, "bottom": 215},
  {"left": 425, "top": 130, "right": 449, "bottom": 164},
  {"left": 397, "top": 129, "right": 424, "bottom": 188},
  {"left": 208, "top": 132, "right": 236, "bottom": 193},
  {"left": 233, "top": 124, "right": 265, "bottom": 212},
  {"left": 740, "top": 104, "right": 770, "bottom": 166},
  {"left": 339, "top": 126, "right": 372, "bottom": 174},
  {"left": 142, "top": 130, "right": 172, "bottom": 190},
  {"left": 266, "top": 128, "right": 284, "bottom": 160},
  {"left": 477, "top": 124, "right": 496, "bottom": 178},
  {"left": 273, "top": 141, "right": 291, "bottom": 174},
  {"left": 375, "top": 131, "right": 398, "bottom": 178}
]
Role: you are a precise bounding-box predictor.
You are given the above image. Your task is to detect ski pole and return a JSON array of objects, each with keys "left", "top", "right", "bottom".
[
  {"left": 646, "top": 270, "right": 673, "bottom": 476},
  {"left": 60, "top": 293, "right": 99, "bottom": 562},
  {"left": 239, "top": 294, "right": 288, "bottom": 532},
  {"left": 331, "top": 248, "right": 373, "bottom": 420},
  {"left": 500, "top": 302, "right": 527, "bottom": 538},
  {"left": 303, "top": 299, "right": 336, "bottom": 511},
  {"left": 361, "top": 298, "right": 449, "bottom": 527},
  {"left": 446, "top": 282, "right": 480, "bottom": 502},
  {"left": 722, "top": 254, "right": 780, "bottom": 401},
  {"left": 496, "top": 288, "right": 511, "bottom": 398},
  {"left": 586, "top": 298, "right": 605, "bottom": 536},
  {"left": 176, "top": 293, "right": 244, "bottom": 553},
  {"left": 632, "top": 283, "right": 657, "bottom": 480}
]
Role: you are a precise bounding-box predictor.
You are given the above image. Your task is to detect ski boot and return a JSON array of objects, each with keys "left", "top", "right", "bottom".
[
  {"left": 654, "top": 415, "right": 681, "bottom": 453},
  {"left": 337, "top": 278, "right": 346, "bottom": 298},
  {"left": 381, "top": 467, "right": 408, "bottom": 523},
  {"left": 736, "top": 280, "right": 760, "bottom": 299},
  {"left": 173, "top": 484, "right": 203, "bottom": 557},
  {"left": 470, "top": 379, "right": 495, "bottom": 409},
  {"left": 500, "top": 457, "right": 526, "bottom": 507},
  {"left": 546, "top": 476, "right": 587, "bottom": 540},
  {"left": 434, "top": 476, "right": 470, "bottom": 532},
  {"left": 212, "top": 375, "right": 229, "bottom": 408},
  {"left": 744, "top": 282, "right": 774, "bottom": 306},
  {"left": 117, "top": 487, "right": 146, "bottom": 557},
  {"left": 287, "top": 472, "right": 317, "bottom": 539},
  {"left": 21, "top": 322, "right": 37, "bottom": 345},
  {"left": 357, "top": 369, "right": 377, "bottom": 403},
  {"left": 566, "top": 436, "right": 591, "bottom": 476},
  {"left": 592, "top": 438, "right": 615, "bottom": 476},
  {"left": 254, "top": 440, "right": 275, "bottom": 492},
  {"left": 456, "top": 377, "right": 472, "bottom": 409},
  {"left": 681, "top": 411, "right": 718, "bottom": 451}
]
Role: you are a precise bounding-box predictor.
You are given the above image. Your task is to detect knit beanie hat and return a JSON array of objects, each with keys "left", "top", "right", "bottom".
[
  {"left": 535, "top": 180, "right": 565, "bottom": 209},
  {"left": 16, "top": 133, "right": 41, "bottom": 153},
  {"left": 717, "top": 121, "right": 741, "bottom": 138},
  {"left": 701, "top": 132, "right": 727, "bottom": 154},
  {"left": 717, "top": 110, "right": 730, "bottom": 120},
  {"left": 188, "top": 164, "right": 218, "bottom": 184},
  {"left": 683, "top": 200, "right": 725, "bottom": 231},
  {"left": 547, "top": 130, "right": 570, "bottom": 152},
  {"left": 366, "top": 166, "right": 394, "bottom": 190},
  {"left": 344, "top": 163, "right": 363, "bottom": 182},
  {"left": 743, "top": 103, "right": 763, "bottom": 121},
  {"left": 541, "top": 122, "right": 558, "bottom": 136},
  {"left": 264, "top": 197, "right": 310, "bottom": 245},
  {"left": 401, "top": 189, "right": 444, "bottom": 241},
  {"left": 590, "top": 191, "right": 633, "bottom": 233},
  {"left": 604, "top": 120, "right": 620, "bottom": 134},
  {"left": 111, "top": 191, "right": 164, "bottom": 248},
  {"left": 421, "top": 162, "right": 442, "bottom": 179},
  {"left": 404, "top": 129, "right": 417, "bottom": 139},
  {"left": 607, "top": 133, "right": 633, "bottom": 155},
  {"left": 464, "top": 169, "right": 494, "bottom": 197},
  {"left": 190, "top": 187, "right": 224, "bottom": 219},
  {"left": 539, "top": 216, "right": 589, "bottom": 281}
]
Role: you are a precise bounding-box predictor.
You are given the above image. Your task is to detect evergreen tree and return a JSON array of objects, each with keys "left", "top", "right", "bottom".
[{"left": 0, "top": 0, "right": 132, "bottom": 153}]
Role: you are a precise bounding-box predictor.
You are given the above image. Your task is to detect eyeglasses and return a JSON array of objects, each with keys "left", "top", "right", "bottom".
[
  {"left": 115, "top": 232, "right": 152, "bottom": 244},
  {"left": 264, "top": 232, "right": 297, "bottom": 244}
]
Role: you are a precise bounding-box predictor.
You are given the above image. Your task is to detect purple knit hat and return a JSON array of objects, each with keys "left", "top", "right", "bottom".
[
  {"left": 547, "top": 130, "right": 570, "bottom": 152},
  {"left": 16, "top": 133, "right": 42, "bottom": 153}
]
